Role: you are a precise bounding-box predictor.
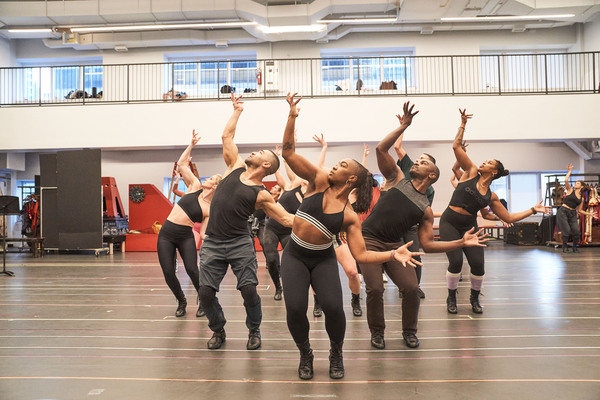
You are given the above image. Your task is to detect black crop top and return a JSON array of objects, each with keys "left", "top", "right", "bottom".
[
  {"left": 295, "top": 189, "right": 346, "bottom": 240},
  {"left": 206, "top": 167, "right": 266, "bottom": 239},
  {"left": 176, "top": 189, "right": 204, "bottom": 223},
  {"left": 563, "top": 191, "right": 582, "bottom": 209},
  {"left": 448, "top": 175, "right": 491, "bottom": 216},
  {"left": 266, "top": 186, "right": 303, "bottom": 235}
]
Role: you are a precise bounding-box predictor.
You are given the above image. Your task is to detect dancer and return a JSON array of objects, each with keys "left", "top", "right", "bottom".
[
  {"left": 199, "top": 93, "right": 294, "bottom": 351},
  {"left": 281, "top": 93, "right": 424, "bottom": 380},
  {"left": 157, "top": 131, "right": 221, "bottom": 318},
  {"left": 557, "top": 164, "right": 594, "bottom": 252},
  {"left": 393, "top": 120, "right": 436, "bottom": 299},
  {"left": 261, "top": 143, "right": 305, "bottom": 300},
  {"left": 442, "top": 108, "right": 550, "bottom": 314},
  {"left": 360, "top": 101, "right": 488, "bottom": 350},
  {"left": 313, "top": 133, "right": 365, "bottom": 317}
]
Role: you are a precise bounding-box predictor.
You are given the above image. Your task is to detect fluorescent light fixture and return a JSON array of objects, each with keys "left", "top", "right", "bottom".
[
  {"left": 441, "top": 14, "right": 574, "bottom": 22},
  {"left": 258, "top": 24, "right": 327, "bottom": 34},
  {"left": 8, "top": 28, "right": 53, "bottom": 33},
  {"left": 69, "top": 21, "right": 256, "bottom": 33},
  {"left": 320, "top": 18, "right": 397, "bottom": 24}
]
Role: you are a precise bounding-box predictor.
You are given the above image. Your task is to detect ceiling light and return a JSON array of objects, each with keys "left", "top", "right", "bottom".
[
  {"left": 320, "top": 18, "right": 397, "bottom": 24},
  {"left": 258, "top": 24, "right": 327, "bottom": 34},
  {"left": 7, "top": 28, "right": 53, "bottom": 33},
  {"left": 441, "top": 14, "right": 574, "bottom": 22},
  {"left": 69, "top": 21, "right": 256, "bottom": 33}
]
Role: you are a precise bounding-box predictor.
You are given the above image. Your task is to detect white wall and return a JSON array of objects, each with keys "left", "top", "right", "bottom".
[
  {"left": 583, "top": 14, "right": 600, "bottom": 51},
  {"left": 0, "top": 37, "right": 16, "bottom": 67}
]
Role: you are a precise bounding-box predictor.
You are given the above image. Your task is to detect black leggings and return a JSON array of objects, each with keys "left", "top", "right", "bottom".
[
  {"left": 556, "top": 206, "right": 580, "bottom": 246},
  {"left": 439, "top": 208, "right": 485, "bottom": 276},
  {"left": 281, "top": 238, "right": 346, "bottom": 344},
  {"left": 262, "top": 226, "right": 291, "bottom": 288},
  {"left": 157, "top": 220, "right": 200, "bottom": 300}
]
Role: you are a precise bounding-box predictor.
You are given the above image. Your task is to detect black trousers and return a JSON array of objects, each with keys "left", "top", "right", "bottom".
[
  {"left": 439, "top": 207, "right": 485, "bottom": 276},
  {"left": 556, "top": 206, "right": 580, "bottom": 245},
  {"left": 261, "top": 225, "right": 291, "bottom": 289},
  {"left": 156, "top": 220, "right": 199, "bottom": 300},
  {"left": 281, "top": 238, "right": 345, "bottom": 344}
]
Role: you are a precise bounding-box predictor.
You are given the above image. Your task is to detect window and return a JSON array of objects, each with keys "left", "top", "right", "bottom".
[
  {"left": 164, "top": 52, "right": 258, "bottom": 96},
  {"left": 20, "top": 59, "right": 103, "bottom": 102},
  {"left": 320, "top": 48, "right": 415, "bottom": 92}
]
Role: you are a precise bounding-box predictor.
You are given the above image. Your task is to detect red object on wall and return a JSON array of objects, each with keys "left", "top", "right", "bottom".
[
  {"left": 126, "top": 184, "right": 173, "bottom": 251},
  {"left": 102, "top": 177, "right": 125, "bottom": 218}
]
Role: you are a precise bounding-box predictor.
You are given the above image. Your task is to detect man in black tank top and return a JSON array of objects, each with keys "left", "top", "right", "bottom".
[
  {"left": 360, "top": 102, "right": 488, "bottom": 350},
  {"left": 198, "top": 93, "right": 295, "bottom": 351}
]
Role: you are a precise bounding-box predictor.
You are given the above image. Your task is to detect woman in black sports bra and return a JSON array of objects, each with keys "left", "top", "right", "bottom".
[
  {"left": 280, "top": 93, "right": 423, "bottom": 381},
  {"left": 556, "top": 164, "right": 595, "bottom": 252},
  {"left": 157, "top": 131, "right": 221, "bottom": 318},
  {"left": 440, "top": 109, "right": 550, "bottom": 315}
]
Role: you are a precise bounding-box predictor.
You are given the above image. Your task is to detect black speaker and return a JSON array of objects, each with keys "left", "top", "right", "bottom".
[{"left": 505, "top": 222, "right": 541, "bottom": 245}]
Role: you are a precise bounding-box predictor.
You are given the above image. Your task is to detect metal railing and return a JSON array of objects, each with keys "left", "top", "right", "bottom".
[{"left": 0, "top": 51, "right": 598, "bottom": 106}]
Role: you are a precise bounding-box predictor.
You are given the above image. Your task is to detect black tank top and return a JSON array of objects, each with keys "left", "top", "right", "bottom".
[
  {"left": 449, "top": 175, "right": 491, "bottom": 215},
  {"left": 295, "top": 188, "right": 346, "bottom": 240},
  {"left": 266, "top": 186, "right": 303, "bottom": 234},
  {"left": 176, "top": 189, "right": 203, "bottom": 223},
  {"left": 362, "top": 179, "right": 429, "bottom": 243},
  {"left": 563, "top": 190, "right": 582, "bottom": 209},
  {"left": 253, "top": 209, "right": 266, "bottom": 223},
  {"left": 206, "top": 167, "right": 266, "bottom": 238}
]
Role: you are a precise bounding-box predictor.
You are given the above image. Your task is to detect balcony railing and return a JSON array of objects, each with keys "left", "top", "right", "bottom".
[{"left": 1, "top": 51, "right": 598, "bottom": 106}]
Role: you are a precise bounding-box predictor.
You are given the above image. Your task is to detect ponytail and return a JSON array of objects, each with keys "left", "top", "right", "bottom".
[
  {"left": 351, "top": 161, "right": 373, "bottom": 214},
  {"left": 493, "top": 159, "right": 509, "bottom": 181}
]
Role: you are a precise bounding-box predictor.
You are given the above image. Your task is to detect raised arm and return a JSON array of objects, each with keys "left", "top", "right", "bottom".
[
  {"left": 312, "top": 133, "right": 328, "bottom": 170},
  {"left": 564, "top": 163, "right": 573, "bottom": 192},
  {"left": 177, "top": 130, "right": 202, "bottom": 191},
  {"left": 488, "top": 192, "right": 551, "bottom": 223},
  {"left": 376, "top": 102, "right": 418, "bottom": 182},
  {"left": 361, "top": 144, "right": 369, "bottom": 167},
  {"left": 282, "top": 93, "right": 324, "bottom": 187},
  {"left": 221, "top": 93, "right": 246, "bottom": 173},
  {"left": 453, "top": 109, "right": 478, "bottom": 180},
  {"left": 273, "top": 144, "right": 288, "bottom": 189},
  {"left": 172, "top": 173, "right": 186, "bottom": 198}
]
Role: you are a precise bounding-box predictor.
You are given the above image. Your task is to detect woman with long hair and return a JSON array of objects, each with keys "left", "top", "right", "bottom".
[
  {"left": 281, "top": 93, "right": 423, "bottom": 380},
  {"left": 441, "top": 109, "right": 550, "bottom": 315}
]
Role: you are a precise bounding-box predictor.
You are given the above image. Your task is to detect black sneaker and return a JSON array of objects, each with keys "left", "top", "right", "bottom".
[
  {"left": 274, "top": 287, "right": 283, "bottom": 301},
  {"left": 370, "top": 333, "right": 385, "bottom": 349},
  {"left": 247, "top": 330, "right": 261, "bottom": 350},
  {"left": 351, "top": 293, "right": 362, "bottom": 317},
  {"left": 175, "top": 298, "right": 187, "bottom": 317},
  {"left": 402, "top": 332, "right": 420, "bottom": 348},
  {"left": 196, "top": 304, "right": 205, "bottom": 318},
  {"left": 207, "top": 330, "right": 226, "bottom": 349}
]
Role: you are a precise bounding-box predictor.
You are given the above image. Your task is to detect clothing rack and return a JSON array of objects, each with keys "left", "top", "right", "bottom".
[{"left": 544, "top": 174, "right": 600, "bottom": 207}]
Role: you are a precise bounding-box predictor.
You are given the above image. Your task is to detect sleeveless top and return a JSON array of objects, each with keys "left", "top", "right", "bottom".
[
  {"left": 448, "top": 175, "right": 491, "bottom": 216},
  {"left": 362, "top": 179, "right": 429, "bottom": 243},
  {"left": 294, "top": 189, "right": 346, "bottom": 242},
  {"left": 563, "top": 190, "right": 582, "bottom": 209},
  {"left": 176, "top": 189, "right": 204, "bottom": 223},
  {"left": 206, "top": 167, "right": 266, "bottom": 239},
  {"left": 266, "top": 186, "right": 303, "bottom": 235}
]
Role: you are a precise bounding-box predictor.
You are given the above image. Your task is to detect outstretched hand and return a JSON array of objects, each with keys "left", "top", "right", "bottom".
[
  {"left": 286, "top": 92, "right": 302, "bottom": 117},
  {"left": 459, "top": 108, "right": 473, "bottom": 125},
  {"left": 533, "top": 200, "right": 552, "bottom": 215},
  {"left": 462, "top": 227, "right": 489, "bottom": 247},
  {"left": 396, "top": 101, "right": 419, "bottom": 127},
  {"left": 230, "top": 92, "right": 244, "bottom": 112},
  {"left": 312, "top": 133, "right": 327, "bottom": 147},
  {"left": 363, "top": 144, "right": 369, "bottom": 157},
  {"left": 191, "top": 129, "right": 201, "bottom": 146},
  {"left": 392, "top": 241, "right": 425, "bottom": 268}
]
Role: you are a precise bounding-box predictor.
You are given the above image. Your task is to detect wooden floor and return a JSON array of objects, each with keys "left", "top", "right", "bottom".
[{"left": 1, "top": 241, "right": 599, "bottom": 400}]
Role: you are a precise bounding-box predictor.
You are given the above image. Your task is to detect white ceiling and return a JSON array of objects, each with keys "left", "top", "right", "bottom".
[{"left": 0, "top": 0, "right": 598, "bottom": 50}]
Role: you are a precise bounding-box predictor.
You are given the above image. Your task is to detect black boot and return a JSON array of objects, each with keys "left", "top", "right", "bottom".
[
  {"left": 207, "top": 329, "right": 226, "bottom": 349},
  {"left": 296, "top": 339, "right": 314, "bottom": 380},
  {"left": 446, "top": 289, "right": 458, "bottom": 314},
  {"left": 470, "top": 289, "right": 483, "bottom": 314},
  {"left": 562, "top": 243, "right": 569, "bottom": 253},
  {"left": 351, "top": 293, "right": 362, "bottom": 317},
  {"left": 573, "top": 245, "right": 579, "bottom": 253},
  {"left": 196, "top": 294, "right": 205, "bottom": 317},
  {"left": 313, "top": 295, "right": 323, "bottom": 317},
  {"left": 329, "top": 341, "right": 344, "bottom": 379},
  {"left": 274, "top": 281, "right": 283, "bottom": 301},
  {"left": 175, "top": 297, "right": 187, "bottom": 317}
]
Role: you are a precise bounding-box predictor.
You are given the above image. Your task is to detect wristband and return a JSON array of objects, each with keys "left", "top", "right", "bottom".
[
  {"left": 530, "top": 207, "right": 537, "bottom": 215},
  {"left": 390, "top": 249, "right": 396, "bottom": 261}
]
